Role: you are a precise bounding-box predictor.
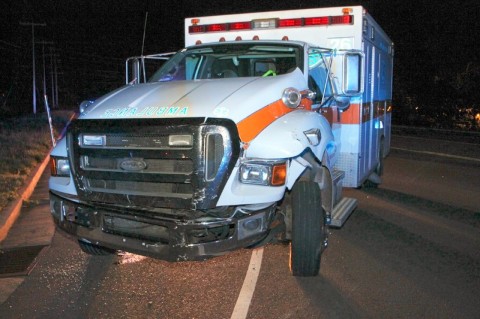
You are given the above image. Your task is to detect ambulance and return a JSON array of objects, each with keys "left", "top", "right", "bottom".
[{"left": 49, "top": 6, "right": 393, "bottom": 276}]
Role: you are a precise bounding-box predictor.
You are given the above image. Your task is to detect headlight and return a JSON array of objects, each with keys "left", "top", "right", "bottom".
[
  {"left": 50, "top": 156, "right": 70, "bottom": 177},
  {"left": 239, "top": 161, "right": 286, "bottom": 186}
]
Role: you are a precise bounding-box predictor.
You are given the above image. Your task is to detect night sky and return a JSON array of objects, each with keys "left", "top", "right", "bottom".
[{"left": 1, "top": 0, "right": 479, "bottom": 126}]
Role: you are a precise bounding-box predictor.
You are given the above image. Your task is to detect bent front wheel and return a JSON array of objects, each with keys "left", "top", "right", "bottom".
[{"left": 290, "top": 181, "right": 327, "bottom": 276}]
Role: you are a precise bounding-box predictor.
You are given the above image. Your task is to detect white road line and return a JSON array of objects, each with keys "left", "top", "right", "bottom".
[
  {"left": 391, "top": 147, "right": 480, "bottom": 163},
  {"left": 230, "top": 247, "right": 264, "bottom": 319}
]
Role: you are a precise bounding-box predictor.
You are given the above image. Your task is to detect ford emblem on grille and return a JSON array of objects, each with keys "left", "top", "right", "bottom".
[{"left": 119, "top": 158, "right": 147, "bottom": 171}]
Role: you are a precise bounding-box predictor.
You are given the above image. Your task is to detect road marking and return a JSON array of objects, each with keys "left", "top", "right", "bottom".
[
  {"left": 230, "top": 247, "right": 264, "bottom": 319},
  {"left": 391, "top": 147, "right": 480, "bottom": 163}
]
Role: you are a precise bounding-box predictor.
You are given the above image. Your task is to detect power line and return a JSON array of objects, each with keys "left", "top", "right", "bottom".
[{"left": 0, "top": 40, "right": 22, "bottom": 49}]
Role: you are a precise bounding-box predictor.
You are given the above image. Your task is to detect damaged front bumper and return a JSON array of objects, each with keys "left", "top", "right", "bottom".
[{"left": 50, "top": 191, "right": 275, "bottom": 261}]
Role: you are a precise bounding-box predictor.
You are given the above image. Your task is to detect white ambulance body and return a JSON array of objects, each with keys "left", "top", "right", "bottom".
[
  {"left": 49, "top": 6, "right": 393, "bottom": 276},
  {"left": 183, "top": 6, "right": 393, "bottom": 188}
]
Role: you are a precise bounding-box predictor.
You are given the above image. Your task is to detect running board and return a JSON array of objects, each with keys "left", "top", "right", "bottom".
[{"left": 329, "top": 197, "right": 357, "bottom": 228}]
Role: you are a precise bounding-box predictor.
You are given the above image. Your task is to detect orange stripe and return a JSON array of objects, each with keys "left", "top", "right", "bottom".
[
  {"left": 340, "top": 103, "right": 361, "bottom": 124},
  {"left": 237, "top": 98, "right": 312, "bottom": 143},
  {"left": 339, "top": 100, "right": 392, "bottom": 124}
]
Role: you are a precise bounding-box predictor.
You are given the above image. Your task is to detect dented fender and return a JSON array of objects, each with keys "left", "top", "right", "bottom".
[{"left": 244, "top": 110, "right": 336, "bottom": 166}]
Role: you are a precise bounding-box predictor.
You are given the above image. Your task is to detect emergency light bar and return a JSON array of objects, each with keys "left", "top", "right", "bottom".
[{"left": 189, "top": 14, "right": 353, "bottom": 34}]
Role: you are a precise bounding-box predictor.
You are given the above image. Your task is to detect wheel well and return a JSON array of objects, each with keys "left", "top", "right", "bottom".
[{"left": 296, "top": 150, "right": 333, "bottom": 214}]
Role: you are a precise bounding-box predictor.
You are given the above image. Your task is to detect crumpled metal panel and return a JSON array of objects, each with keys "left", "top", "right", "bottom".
[{"left": 67, "top": 117, "right": 240, "bottom": 211}]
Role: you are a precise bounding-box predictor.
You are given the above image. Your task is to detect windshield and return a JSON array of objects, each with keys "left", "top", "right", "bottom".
[{"left": 149, "top": 42, "right": 303, "bottom": 82}]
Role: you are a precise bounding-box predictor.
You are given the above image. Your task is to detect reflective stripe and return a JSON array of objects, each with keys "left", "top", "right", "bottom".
[
  {"left": 238, "top": 99, "right": 392, "bottom": 141},
  {"left": 339, "top": 103, "right": 361, "bottom": 124},
  {"left": 336, "top": 100, "right": 392, "bottom": 125},
  {"left": 237, "top": 98, "right": 312, "bottom": 143}
]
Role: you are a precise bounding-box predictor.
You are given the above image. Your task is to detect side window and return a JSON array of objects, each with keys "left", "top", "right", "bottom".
[
  {"left": 185, "top": 56, "right": 200, "bottom": 80},
  {"left": 308, "top": 50, "right": 333, "bottom": 105}
]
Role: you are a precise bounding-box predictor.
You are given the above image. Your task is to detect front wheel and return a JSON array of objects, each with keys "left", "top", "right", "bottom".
[{"left": 290, "top": 181, "right": 327, "bottom": 276}]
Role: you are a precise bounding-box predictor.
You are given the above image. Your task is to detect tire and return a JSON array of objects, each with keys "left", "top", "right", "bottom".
[
  {"left": 376, "top": 137, "right": 385, "bottom": 176},
  {"left": 290, "top": 181, "right": 327, "bottom": 277},
  {"left": 78, "top": 240, "right": 116, "bottom": 256},
  {"left": 363, "top": 137, "right": 385, "bottom": 188}
]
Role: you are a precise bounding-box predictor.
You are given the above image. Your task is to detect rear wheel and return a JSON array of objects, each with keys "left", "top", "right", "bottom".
[
  {"left": 364, "top": 137, "right": 385, "bottom": 188},
  {"left": 376, "top": 137, "right": 385, "bottom": 176},
  {"left": 290, "top": 181, "right": 327, "bottom": 276},
  {"left": 78, "top": 240, "right": 116, "bottom": 256}
]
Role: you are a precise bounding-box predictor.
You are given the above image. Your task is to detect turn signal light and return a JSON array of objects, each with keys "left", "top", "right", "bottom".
[{"left": 271, "top": 163, "right": 287, "bottom": 186}]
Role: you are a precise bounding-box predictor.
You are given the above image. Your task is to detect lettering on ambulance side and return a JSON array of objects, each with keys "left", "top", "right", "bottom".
[
  {"left": 328, "top": 37, "right": 354, "bottom": 50},
  {"left": 103, "top": 106, "right": 189, "bottom": 118}
]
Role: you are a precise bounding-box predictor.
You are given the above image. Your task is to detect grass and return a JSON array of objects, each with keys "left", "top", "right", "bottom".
[{"left": 0, "top": 111, "right": 72, "bottom": 212}]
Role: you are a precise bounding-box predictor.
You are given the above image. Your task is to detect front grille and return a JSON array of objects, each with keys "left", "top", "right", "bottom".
[
  {"left": 86, "top": 179, "right": 193, "bottom": 197},
  {"left": 67, "top": 118, "right": 240, "bottom": 211},
  {"left": 81, "top": 157, "right": 193, "bottom": 174}
]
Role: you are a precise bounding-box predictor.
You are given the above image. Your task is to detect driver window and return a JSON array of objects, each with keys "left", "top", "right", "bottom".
[{"left": 308, "top": 51, "right": 333, "bottom": 105}]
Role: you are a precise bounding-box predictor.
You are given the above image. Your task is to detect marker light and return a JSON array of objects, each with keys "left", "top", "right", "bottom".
[
  {"left": 332, "top": 15, "right": 353, "bottom": 24},
  {"left": 271, "top": 163, "right": 287, "bottom": 186},
  {"left": 188, "top": 11, "right": 353, "bottom": 34},
  {"left": 252, "top": 18, "right": 277, "bottom": 29},
  {"left": 206, "top": 23, "right": 228, "bottom": 32},
  {"left": 189, "top": 25, "right": 205, "bottom": 33},
  {"left": 229, "top": 21, "right": 251, "bottom": 30},
  {"left": 304, "top": 17, "right": 330, "bottom": 26},
  {"left": 278, "top": 18, "right": 303, "bottom": 28}
]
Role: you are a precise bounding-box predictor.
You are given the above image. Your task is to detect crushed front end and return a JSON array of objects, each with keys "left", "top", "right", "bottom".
[{"left": 50, "top": 118, "right": 277, "bottom": 261}]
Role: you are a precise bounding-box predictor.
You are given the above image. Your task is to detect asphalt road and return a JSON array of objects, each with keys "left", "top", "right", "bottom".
[{"left": 0, "top": 135, "right": 479, "bottom": 319}]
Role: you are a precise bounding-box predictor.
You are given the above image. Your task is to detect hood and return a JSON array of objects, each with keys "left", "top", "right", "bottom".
[{"left": 80, "top": 69, "right": 306, "bottom": 123}]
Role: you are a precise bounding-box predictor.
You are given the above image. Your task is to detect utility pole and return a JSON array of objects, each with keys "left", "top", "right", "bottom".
[
  {"left": 20, "top": 21, "right": 46, "bottom": 114},
  {"left": 50, "top": 47, "right": 57, "bottom": 108},
  {"left": 37, "top": 41, "right": 54, "bottom": 108},
  {"left": 54, "top": 55, "right": 59, "bottom": 108}
]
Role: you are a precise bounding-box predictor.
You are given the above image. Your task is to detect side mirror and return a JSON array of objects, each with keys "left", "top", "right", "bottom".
[
  {"left": 131, "top": 58, "right": 141, "bottom": 84},
  {"left": 335, "top": 96, "right": 350, "bottom": 111},
  {"left": 343, "top": 52, "right": 363, "bottom": 95},
  {"left": 125, "top": 57, "right": 141, "bottom": 85}
]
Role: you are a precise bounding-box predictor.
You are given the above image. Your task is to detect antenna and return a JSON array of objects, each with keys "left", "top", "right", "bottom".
[
  {"left": 141, "top": 12, "right": 148, "bottom": 82},
  {"left": 141, "top": 12, "right": 148, "bottom": 56}
]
